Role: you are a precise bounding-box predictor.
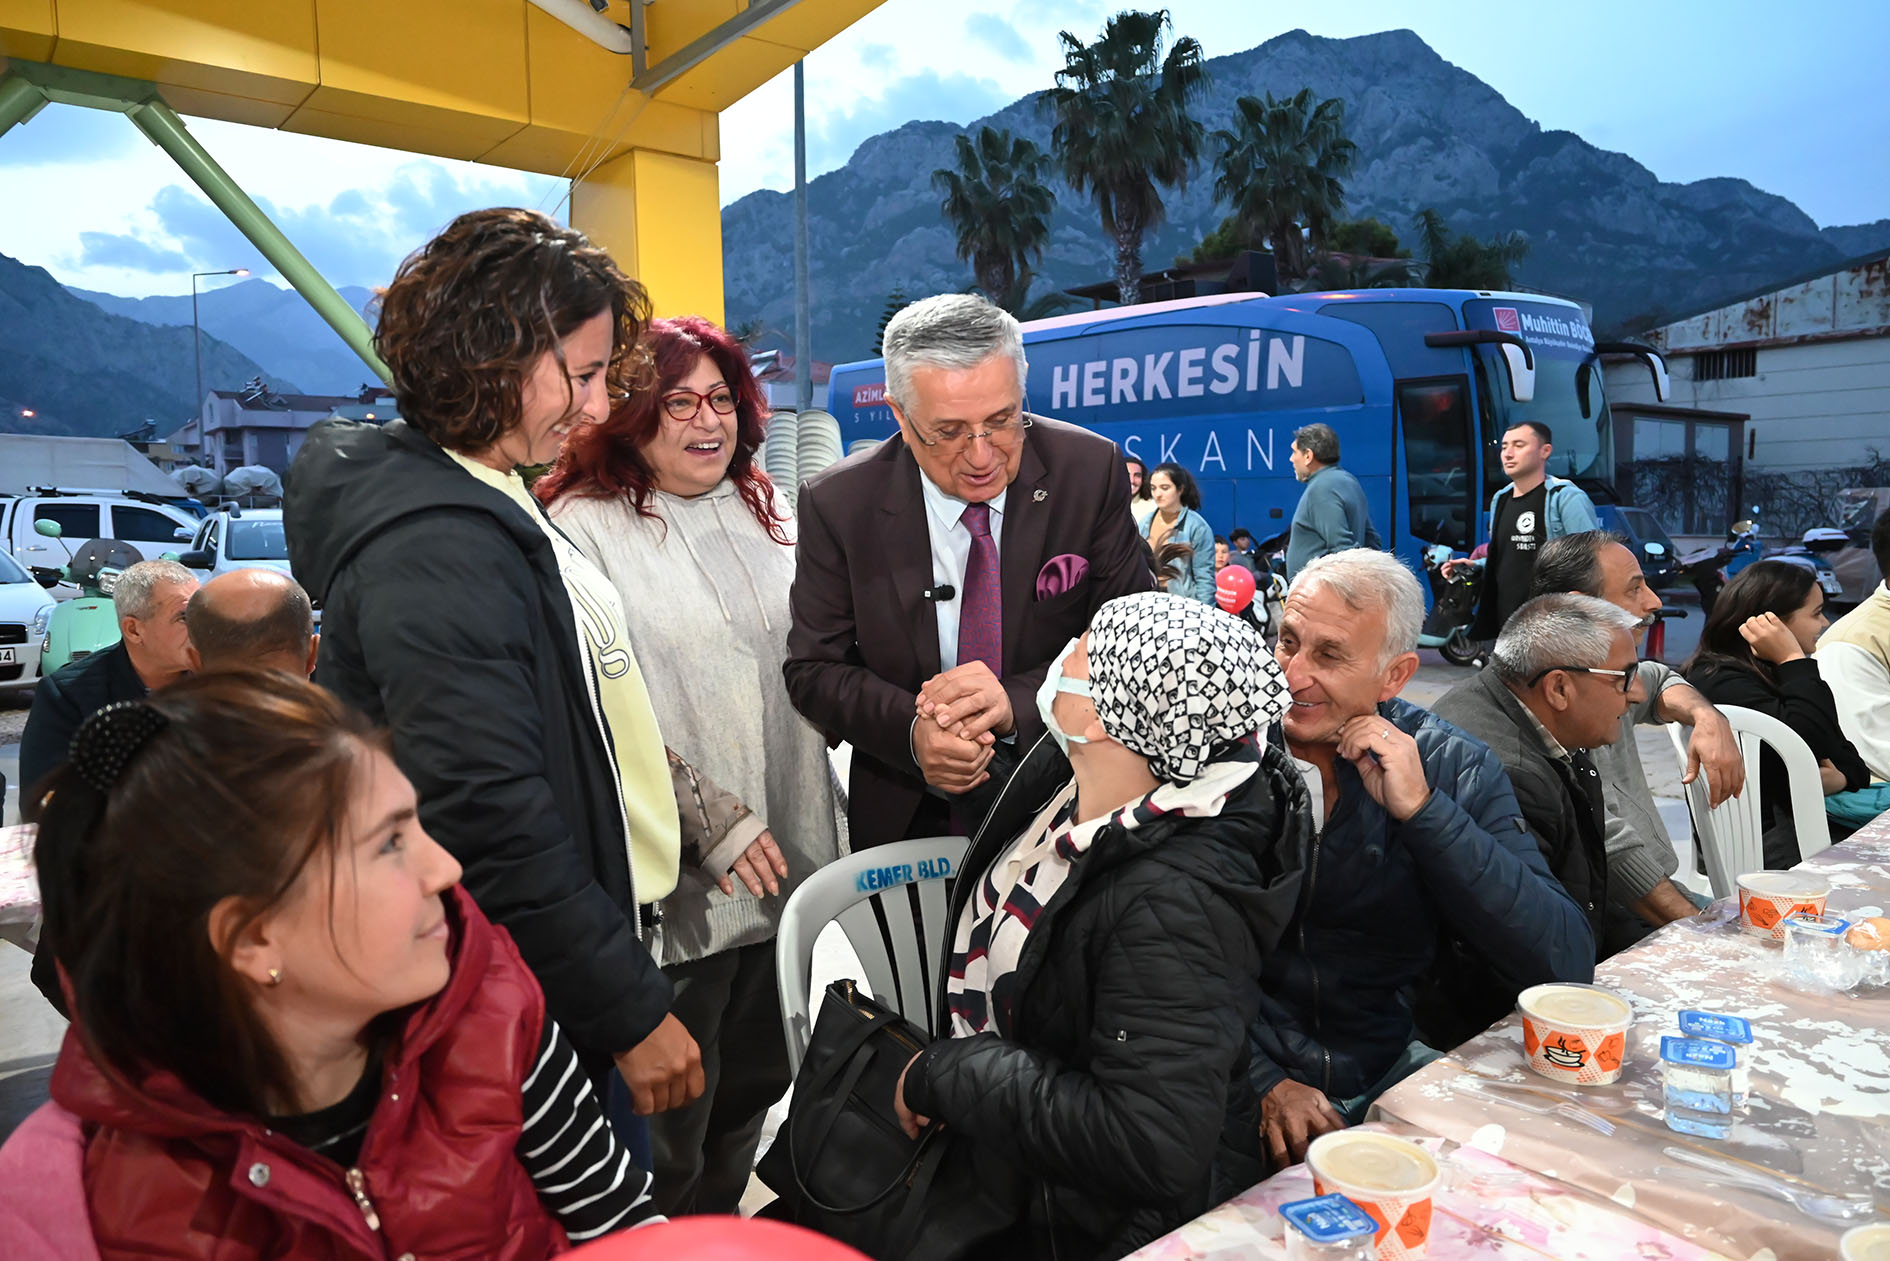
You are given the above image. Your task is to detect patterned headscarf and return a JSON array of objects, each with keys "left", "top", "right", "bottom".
[{"left": 1085, "top": 591, "right": 1290, "bottom": 783}]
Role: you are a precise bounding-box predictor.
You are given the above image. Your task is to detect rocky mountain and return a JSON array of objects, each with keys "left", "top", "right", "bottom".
[
  {"left": 723, "top": 27, "right": 1890, "bottom": 361},
  {"left": 69, "top": 279, "right": 380, "bottom": 397},
  {"left": 0, "top": 251, "right": 293, "bottom": 439}
]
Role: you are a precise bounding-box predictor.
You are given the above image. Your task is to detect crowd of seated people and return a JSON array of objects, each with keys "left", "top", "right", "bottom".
[{"left": 3, "top": 243, "right": 1878, "bottom": 1261}]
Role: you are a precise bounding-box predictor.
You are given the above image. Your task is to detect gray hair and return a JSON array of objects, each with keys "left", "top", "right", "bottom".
[
  {"left": 1491, "top": 593, "right": 1641, "bottom": 686},
  {"left": 1288, "top": 549, "right": 1424, "bottom": 664},
  {"left": 113, "top": 559, "right": 198, "bottom": 621},
  {"left": 882, "top": 293, "right": 1027, "bottom": 415},
  {"left": 1293, "top": 422, "right": 1340, "bottom": 466}
]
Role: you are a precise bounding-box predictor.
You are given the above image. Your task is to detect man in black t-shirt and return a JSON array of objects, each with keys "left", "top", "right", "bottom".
[
  {"left": 1444, "top": 421, "right": 1600, "bottom": 641},
  {"left": 1488, "top": 481, "right": 1547, "bottom": 629}
]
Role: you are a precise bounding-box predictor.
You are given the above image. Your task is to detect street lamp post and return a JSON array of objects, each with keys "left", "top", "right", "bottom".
[{"left": 192, "top": 267, "right": 249, "bottom": 431}]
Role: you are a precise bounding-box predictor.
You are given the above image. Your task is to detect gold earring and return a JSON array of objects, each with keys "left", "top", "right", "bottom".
[{"left": 267, "top": 968, "right": 282, "bottom": 987}]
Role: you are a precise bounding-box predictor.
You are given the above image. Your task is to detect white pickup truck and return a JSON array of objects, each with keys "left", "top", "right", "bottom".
[{"left": 0, "top": 490, "right": 203, "bottom": 597}]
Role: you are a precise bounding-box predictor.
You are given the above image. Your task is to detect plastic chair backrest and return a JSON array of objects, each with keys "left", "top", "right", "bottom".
[
  {"left": 776, "top": 836, "right": 969, "bottom": 1075},
  {"left": 1667, "top": 704, "right": 1831, "bottom": 898}
]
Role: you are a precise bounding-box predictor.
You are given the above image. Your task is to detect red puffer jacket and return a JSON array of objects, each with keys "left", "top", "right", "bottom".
[{"left": 52, "top": 885, "right": 569, "bottom": 1260}]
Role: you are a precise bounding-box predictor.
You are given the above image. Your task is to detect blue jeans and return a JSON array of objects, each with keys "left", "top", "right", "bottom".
[
  {"left": 604, "top": 1071, "right": 655, "bottom": 1171},
  {"left": 1331, "top": 1041, "right": 1445, "bottom": 1125}
]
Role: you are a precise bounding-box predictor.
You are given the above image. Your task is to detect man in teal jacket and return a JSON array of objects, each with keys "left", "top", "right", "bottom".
[
  {"left": 1284, "top": 423, "right": 1381, "bottom": 577},
  {"left": 1444, "top": 420, "right": 1599, "bottom": 640}
]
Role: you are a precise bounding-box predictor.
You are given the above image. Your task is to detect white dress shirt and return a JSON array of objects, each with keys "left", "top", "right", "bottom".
[{"left": 918, "top": 471, "right": 1007, "bottom": 672}]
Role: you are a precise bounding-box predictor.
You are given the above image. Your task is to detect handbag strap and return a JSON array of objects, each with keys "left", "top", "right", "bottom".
[{"left": 787, "top": 991, "right": 936, "bottom": 1216}]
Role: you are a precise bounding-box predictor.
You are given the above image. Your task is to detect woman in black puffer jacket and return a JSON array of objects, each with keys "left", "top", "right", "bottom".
[{"left": 894, "top": 592, "right": 1309, "bottom": 1260}]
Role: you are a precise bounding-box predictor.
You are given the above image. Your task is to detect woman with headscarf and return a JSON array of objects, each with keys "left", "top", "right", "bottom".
[{"left": 895, "top": 592, "right": 1310, "bottom": 1260}]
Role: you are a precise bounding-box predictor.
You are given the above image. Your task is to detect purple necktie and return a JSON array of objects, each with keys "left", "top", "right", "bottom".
[{"left": 956, "top": 503, "right": 1002, "bottom": 675}]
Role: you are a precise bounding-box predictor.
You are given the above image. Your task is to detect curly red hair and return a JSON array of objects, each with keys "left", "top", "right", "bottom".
[{"left": 536, "top": 316, "right": 790, "bottom": 545}]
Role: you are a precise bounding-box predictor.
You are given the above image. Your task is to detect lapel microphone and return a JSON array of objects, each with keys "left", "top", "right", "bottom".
[{"left": 922, "top": 584, "right": 957, "bottom": 601}]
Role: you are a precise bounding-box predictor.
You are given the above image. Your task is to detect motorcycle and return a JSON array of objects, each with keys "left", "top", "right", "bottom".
[
  {"left": 1675, "top": 513, "right": 1765, "bottom": 618},
  {"left": 1418, "top": 544, "right": 1483, "bottom": 666},
  {"left": 28, "top": 518, "right": 145, "bottom": 674}
]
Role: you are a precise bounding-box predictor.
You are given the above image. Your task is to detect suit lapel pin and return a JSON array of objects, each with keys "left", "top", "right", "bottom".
[{"left": 1033, "top": 489, "right": 1047, "bottom": 503}]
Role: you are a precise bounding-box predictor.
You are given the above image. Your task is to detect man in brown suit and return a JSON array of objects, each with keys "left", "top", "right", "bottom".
[{"left": 786, "top": 293, "right": 1152, "bottom": 849}]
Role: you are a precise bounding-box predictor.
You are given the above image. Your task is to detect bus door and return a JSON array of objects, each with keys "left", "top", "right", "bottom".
[{"left": 1394, "top": 377, "right": 1478, "bottom": 556}]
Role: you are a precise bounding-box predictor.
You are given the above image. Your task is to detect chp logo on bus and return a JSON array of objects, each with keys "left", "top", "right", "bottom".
[
  {"left": 852, "top": 382, "right": 887, "bottom": 409},
  {"left": 1492, "top": 307, "right": 1522, "bottom": 334}
]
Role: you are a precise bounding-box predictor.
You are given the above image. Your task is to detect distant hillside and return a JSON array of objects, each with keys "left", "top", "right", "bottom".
[
  {"left": 0, "top": 251, "right": 294, "bottom": 438},
  {"left": 723, "top": 27, "right": 1890, "bottom": 360},
  {"left": 69, "top": 279, "right": 379, "bottom": 397}
]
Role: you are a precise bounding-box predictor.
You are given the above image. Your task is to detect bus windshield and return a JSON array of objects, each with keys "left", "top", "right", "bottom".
[{"left": 1478, "top": 346, "right": 1614, "bottom": 484}]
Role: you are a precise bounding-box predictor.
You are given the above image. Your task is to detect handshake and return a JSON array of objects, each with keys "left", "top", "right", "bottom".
[{"left": 910, "top": 660, "right": 1013, "bottom": 793}]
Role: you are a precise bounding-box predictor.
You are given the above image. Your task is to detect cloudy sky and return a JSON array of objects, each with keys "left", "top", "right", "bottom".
[{"left": 2, "top": 0, "right": 1883, "bottom": 300}]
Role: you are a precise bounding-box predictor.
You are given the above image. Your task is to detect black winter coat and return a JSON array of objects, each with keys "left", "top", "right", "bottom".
[
  {"left": 901, "top": 734, "right": 1309, "bottom": 1260},
  {"left": 1686, "top": 656, "right": 1869, "bottom": 866},
  {"left": 1426, "top": 669, "right": 1609, "bottom": 1047},
  {"left": 285, "top": 419, "right": 671, "bottom": 1068}
]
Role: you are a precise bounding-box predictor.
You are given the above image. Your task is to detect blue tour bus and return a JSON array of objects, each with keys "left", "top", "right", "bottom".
[{"left": 825, "top": 289, "right": 1670, "bottom": 578}]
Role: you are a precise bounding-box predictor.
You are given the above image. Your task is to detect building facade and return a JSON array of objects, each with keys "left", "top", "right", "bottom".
[
  {"left": 1606, "top": 247, "right": 1890, "bottom": 537},
  {"left": 168, "top": 381, "right": 397, "bottom": 475}
]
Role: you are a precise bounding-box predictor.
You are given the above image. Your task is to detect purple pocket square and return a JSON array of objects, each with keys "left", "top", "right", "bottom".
[{"left": 1036, "top": 553, "right": 1089, "bottom": 601}]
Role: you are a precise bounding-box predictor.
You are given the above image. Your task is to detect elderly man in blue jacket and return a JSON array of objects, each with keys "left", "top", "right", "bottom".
[{"left": 1251, "top": 549, "right": 1593, "bottom": 1169}]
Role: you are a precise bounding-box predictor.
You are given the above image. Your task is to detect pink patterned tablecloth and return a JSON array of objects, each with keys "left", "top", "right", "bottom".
[
  {"left": 1373, "top": 813, "right": 1890, "bottom": 1260},
  {"left": 1133, "top": 814, "right": 1890, "bottom": 1261},
  {"left": 1126, "top": 1122, "right": 1721, "bottom": 1260},
  {"left": 0, "top": 823, "right": 37, "bottom": 947}
]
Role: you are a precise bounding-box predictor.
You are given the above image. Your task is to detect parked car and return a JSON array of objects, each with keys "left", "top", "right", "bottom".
[
  {"left": 0, "top": 547, "right": 56, "bottom": 694},
  {"left": 1, "top": 489, "right": 201, "bottom": 599},
  {"left": 175, "top": 506, "right": 293, "bottom": 581}
]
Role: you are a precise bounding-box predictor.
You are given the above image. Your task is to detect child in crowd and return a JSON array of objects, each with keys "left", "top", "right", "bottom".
[{"left": 0, "top": 671, "right": 659, "bottom": 1258}]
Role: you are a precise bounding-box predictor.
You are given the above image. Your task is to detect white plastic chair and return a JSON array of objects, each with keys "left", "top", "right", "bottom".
[
  {"left": 776, "top": 836, "right": 969, "bottom": 1075},
  {"left": 1667, "top": 704, "right": 1832, "bottom": 898}
]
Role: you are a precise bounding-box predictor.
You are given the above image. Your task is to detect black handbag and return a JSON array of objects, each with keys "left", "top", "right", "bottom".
[{"left": 757, "top": 978, "right": 1022, "bottom": 1261}]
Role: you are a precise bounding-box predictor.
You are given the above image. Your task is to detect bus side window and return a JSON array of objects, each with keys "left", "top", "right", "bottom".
[{"left": 1398, "top": 378, "right": 1474, "bottom": 551}]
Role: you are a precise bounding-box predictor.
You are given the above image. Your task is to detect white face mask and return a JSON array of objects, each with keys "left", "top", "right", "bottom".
[{"left": 1036, "top": 637, "right": 1095, "bottom": 756}]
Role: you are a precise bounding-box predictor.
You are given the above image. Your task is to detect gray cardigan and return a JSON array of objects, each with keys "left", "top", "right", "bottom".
[{"left": 551, "top": 480, "right": 845, "bottom": 966}]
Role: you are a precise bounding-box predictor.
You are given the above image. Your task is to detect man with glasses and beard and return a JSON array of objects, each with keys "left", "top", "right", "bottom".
[{"left": 785, "top": 293, "right": 1151, "bottom": 848}]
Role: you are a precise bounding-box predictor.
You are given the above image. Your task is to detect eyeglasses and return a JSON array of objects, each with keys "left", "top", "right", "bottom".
[
  {"left": 1528, "top": 665, "right": 1635, "bottom": 693},
  {"left": 909, "top": 412, "right": 1034, "bottom": 452},
  {"left": 661, "top": 386, "right": 738, "bottom": 422}
]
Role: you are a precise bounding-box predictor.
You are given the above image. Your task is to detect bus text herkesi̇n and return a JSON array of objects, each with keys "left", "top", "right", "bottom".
[{"left": 825, "top": 288, "right": 1670, "bottom": 576}]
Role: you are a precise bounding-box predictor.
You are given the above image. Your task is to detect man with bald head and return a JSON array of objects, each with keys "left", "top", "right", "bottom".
[{"left": 186, "top": 568, "right": 319, "bottom": 677}]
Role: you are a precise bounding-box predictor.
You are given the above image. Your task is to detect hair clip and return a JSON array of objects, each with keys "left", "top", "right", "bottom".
[{"left": 69, "top": 702, "right": 170, "bottom": 795}]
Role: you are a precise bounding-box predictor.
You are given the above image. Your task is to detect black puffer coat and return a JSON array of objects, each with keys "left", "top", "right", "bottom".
[{"left": 900, "top": 734, "right": 1310, "bottom": 1260}]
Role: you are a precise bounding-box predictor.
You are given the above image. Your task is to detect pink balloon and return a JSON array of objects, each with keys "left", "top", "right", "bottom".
[
  {"left": 1216, "top": 564, "right": 1257, "bottom": 614},
  {"left": 565, "top": 1217, "right": 869, "bottom": 1260}
]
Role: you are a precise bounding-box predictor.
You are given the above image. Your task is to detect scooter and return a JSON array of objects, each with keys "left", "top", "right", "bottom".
[
  {"left": 27, "top": 518, "right": 144, "bottom": 674},
  {"left": 1418, "top": 544, "right": 1483, "bottom": 666}
]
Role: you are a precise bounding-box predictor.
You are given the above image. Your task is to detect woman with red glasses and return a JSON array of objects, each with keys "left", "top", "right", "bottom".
[{"left": 537, "top": 317, "right": 842, "bottom": 1217}]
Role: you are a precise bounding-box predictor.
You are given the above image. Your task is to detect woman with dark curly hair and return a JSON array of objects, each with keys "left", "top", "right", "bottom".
[
  {"left": 537, "top": 316, "right": 841, "bottom": 1214},
  {"left": 286, "top": 209, "right": 768, "bottom": 1164}
]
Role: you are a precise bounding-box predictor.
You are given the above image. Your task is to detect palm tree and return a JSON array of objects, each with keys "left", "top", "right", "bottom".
[
  {"left": 1413, "top": 208, "right": 1530, "bottom": 290},
  {"left": 1293, "top": 253, "right": 1418, "bottom": 293},
  {"left": 1038, "top": 9, "right": 1210, "bottom": 307},
  {"left": 1210, "top": 89, "right": 1356, "bottom": 281},
  {"left": 932, "top": 126, "right": 1058, "bottom": 311}
]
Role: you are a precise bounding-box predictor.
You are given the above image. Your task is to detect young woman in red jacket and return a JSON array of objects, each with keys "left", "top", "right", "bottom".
[{"left": 2, "top": 671, "right": 661, "bottom": 1259}]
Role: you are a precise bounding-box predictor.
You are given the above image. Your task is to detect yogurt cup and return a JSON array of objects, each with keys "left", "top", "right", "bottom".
[
  {"left": 1306, "top": 1131, "right": 1441, "bottom": 1260},
  {"left": 1841, "top": 1223, "right": 1890, "bottom": 1261},
  {"left": 1518, "top": 982, "right": 1632, "bottom": 1085},
  {"left": 1736, "top": 871, "right": 1831, "bottom": 941}
]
